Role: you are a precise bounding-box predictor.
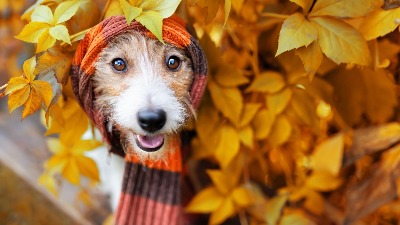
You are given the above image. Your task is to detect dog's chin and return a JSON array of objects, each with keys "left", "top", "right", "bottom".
[{"left": 133, "top": 134, "right": 165, "bottom": 152}]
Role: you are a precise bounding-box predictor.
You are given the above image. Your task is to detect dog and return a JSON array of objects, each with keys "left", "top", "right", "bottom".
[{"left": 89, "top": 31, "right": 195, "bottom": 211}]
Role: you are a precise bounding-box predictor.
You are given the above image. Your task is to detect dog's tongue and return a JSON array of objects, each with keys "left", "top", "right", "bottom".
[{"left": 137, "top": 134, "right": 164, "bottom": 149}]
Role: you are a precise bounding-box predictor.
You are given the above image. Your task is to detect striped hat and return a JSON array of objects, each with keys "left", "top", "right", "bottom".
[{"left": 70, "top": 15, "right": 207, "bottom": 154}]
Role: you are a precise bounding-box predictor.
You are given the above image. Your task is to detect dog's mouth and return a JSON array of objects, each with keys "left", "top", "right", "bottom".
[{"left": 134, "top": 134, "right": 165, "bottom": 152}]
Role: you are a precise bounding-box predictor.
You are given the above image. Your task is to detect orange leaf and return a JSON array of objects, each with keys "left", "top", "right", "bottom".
[{"left": 22, "top": 88, "right": 42, "bottom": 119}]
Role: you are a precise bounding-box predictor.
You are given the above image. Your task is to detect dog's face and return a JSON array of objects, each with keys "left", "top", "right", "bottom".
[{"left": 93, "top": 32, "right": 194, "bottom": 159}]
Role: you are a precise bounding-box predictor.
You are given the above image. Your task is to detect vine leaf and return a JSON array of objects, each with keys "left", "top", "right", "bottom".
[
  {"left": 5, "top": 56, "right": 52, "bottom": 119},
  {"left": 15, "top": 0, "right": 83, "bottom": 52},
  {"left": 276, "top": 13, "right": 317, "bottom": 56}
]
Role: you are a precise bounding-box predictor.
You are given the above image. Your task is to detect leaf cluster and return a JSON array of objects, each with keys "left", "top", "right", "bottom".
[{"left": 1, "top": 0, "right": 400, "bottom": 224}]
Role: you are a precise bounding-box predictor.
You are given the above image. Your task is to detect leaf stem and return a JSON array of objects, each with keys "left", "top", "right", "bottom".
[
  {"left": 261, "top": 12, "right": 289, "bottom": 19},
  {"left": 0, "top": 83, "right": 8, "bottom": 91},
  {"left": 308, "top": 0, "right": 317, "bottom": 13},
  {"left": 238, "top": 210, "right": 249, "bottom": 225}
]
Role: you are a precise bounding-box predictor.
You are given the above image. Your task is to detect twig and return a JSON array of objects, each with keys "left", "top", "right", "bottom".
[
  {"left": 261, "top": 12, "right": 289, "bottom": 19},
  {"left": 238, "top": 210, "right": 249, "bottom": 225},
  {"left": 0, "top": 83, "right": 8, "bottom": 92}
]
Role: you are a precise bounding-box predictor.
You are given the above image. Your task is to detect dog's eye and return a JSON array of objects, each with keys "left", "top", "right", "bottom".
[
  {"left": 111, "top": 58, "right": 127, "bottom": 72},
  {"left": 166, "top": 55, "right": 181, "bottom": 71}
]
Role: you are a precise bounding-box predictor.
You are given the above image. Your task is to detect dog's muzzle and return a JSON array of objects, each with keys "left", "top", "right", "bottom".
[{"left": 134, "top": 109, "right": 166, "bottom": 152}]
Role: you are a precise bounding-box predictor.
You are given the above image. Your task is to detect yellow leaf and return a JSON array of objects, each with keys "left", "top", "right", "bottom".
[
  {"left": 143, "top": 0, "right": 181, "bottom": 18},
  {"left": 34, "top": 47, "right": 72, "bottom": 84},
  {"left": 15, "top": 21, "right": 51, "bottom": 43},
  {"left": 38, "top": 173, "right": 58, "bottom": 196},
  {"left": 252, "top": 109, "right": 276, "bottom": 140},
  {"left": 231, "top": 0, "right": 244, "bottom": 13},
  {"left": 276, "top": 13, "right": 317, "bottom": 56},
  {"left": 304, "top": 191, "right": 325, "bottom": 215},
  {"left": 295, "top": 42, "right": 323, "bottom": 80},
  {"left": 120, "top": 0, "right": 142, "bottom": 24},
  {"left": 22, "top": 88, "right": 43, "bottom": 119},
  {"left": 54, "top": 0, "right": 83, "bottom": 24},
  {"left": 265, "top": 194, "right": 288, "bottom": 225},
  {"left": 207, "top": 170, "right": 232, "bottom": 194},
  {"left": 36, "top": 30, "right": 57, "bottom": 53},
  {"left": 231, "top": 186, "right": 252, "bottom": 207},
  {"left": 31, "top": 5, "right": 54, "bottom": 24},
  {"left": 59, "top": 100, "right": 89, "bottom": 145},
  {"left": 268, "top": 115, "right": 292, "bottom": 147},
  {"left": 186, "top": 187, "right": 224, "bottom": 213},
  {"left": 136, "top": 10, "right": 163, "bottom": 42},
  {"left": 239, "top": 103, "right": 261, "bottom": 127},
  {"left": 289, "top": 89, "right": 318, "bottom": 130},
  {"left": 31, "top": 80, "right": 52, "bottom": 108},
  {"left": 23, "top": 56, "right": 36, "bottom": 81},
  {"left": 326, "top": 67, "right": 397, "bottom": 125},
  {"left": 103, "top": 0, "right": 124, "bottom": 19},
  {"left": 224, "top": 0, "right": 231, "bottom": 26},
  {"left": 75, "top": 156, "right": 100, "bottom": 182},
  {"left": 246, "top": 71, "right": 285, "bottom": 94},
  {"left": 199, "top": 0, "right": 221, "bottom": 24},
  {"left": 239, "top": 126, "right": 254, "bottom": 149},
  {"left": 8, "top": 86, "right": 30, "bottom": 113},
  {"left": 5, "top": 77, "right": 28, "bottom": 95},
  {"left": 359, "top": 7, "right": 400, "bottom": 41},
  {"left": 209, "top": 80, "right": 243, "bottom": 125},
  {"left": 49, "top": 25, "right": 71, "bottom": 44},
  {"left": 72, "top": 139, "right": 103, "bottom": 154},
  {"left": 311, "top": 16, "right": 371, "bottom": 66},
  {"left": 215, "top": 124, "right": 240, "bottom": 168},
  {"left": 306, "top": 172, "right": 342, "bottom": 191},
  {"left": 290, "top": 0, "right": 313, "bottom": 12},
  {"left": 310, "top": 0, "right": 380, "bottom": 18},
  {"left": 215, "top": 65, "right": 249, "bottom": 87},
  {"left": 47, "top": 137, "right": 66, "bottom": 154},
  {"left": 210, "top": 197, "right": 236, "bottom": 225},
  {"left": 45, "top": 154, "right": 68, "bottom": 175},
  {"left": 62, "top": 159, "right": 80, "bottom": 185},
  {"left": 311, "top": 133, "right": 344, "bottom": 176},
  {"left": 280, "top": 210, "right": 315, "bottom": 225},
  {"left": 196, "top": 104, "right": 221, "bottom": 152},
  {"left": 267, "top": 88, "right": 292, "bottom": 115}
]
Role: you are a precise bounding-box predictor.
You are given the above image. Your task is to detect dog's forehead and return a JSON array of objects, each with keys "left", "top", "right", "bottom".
[{"left": 102, "top": 31, "right": 190, "bottom": 59}]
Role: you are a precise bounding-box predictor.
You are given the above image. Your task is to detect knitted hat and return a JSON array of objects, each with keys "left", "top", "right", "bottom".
[{"left": 70, "top": 15, "right": 207, "bottom": 154}]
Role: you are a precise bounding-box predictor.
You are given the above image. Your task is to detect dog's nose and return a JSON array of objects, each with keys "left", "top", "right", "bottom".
[{"left": 137, "top": 109, "right": 166, "bottom": 132}]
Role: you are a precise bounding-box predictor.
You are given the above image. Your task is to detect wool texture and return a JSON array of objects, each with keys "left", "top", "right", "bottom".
[{"left": 70, "top": 15, "right": 207, "bottom": 225}]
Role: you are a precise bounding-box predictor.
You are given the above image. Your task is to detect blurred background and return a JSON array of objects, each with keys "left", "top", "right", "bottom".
[{"left": 0, "top": 1, "right": 112, "bottom": 224}]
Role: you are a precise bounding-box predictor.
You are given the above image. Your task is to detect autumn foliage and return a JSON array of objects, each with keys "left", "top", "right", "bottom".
[{"left": 1, "top": 0, "right": 400, "bottom": 224}]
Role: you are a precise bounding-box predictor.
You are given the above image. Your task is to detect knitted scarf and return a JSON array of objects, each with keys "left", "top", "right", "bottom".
[{"left": 70, "top": 15, "right": 207, "bottom": 225}]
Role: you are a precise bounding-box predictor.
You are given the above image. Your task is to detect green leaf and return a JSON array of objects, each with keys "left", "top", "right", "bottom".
[
  {"left": 146, "top": 0, "right": 181, "bottom": 18},
  {"left": 136, "top": 10, "right": 164, "bottom": 42},
  {"left": 31, "top": 5, "right": 54, "bottom": 24},
  {"left": 54, "top": 0, "right": 83, "bottom": 24},
  {"left": 120, "top": 0, "right": 142, "bottom": 24},
  {"left": 49, "top": 25, "right": 71, "bottom": 44}
]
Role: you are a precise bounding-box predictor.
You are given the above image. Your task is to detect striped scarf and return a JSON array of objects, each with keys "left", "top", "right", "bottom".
[{"left": 70, "top": 15, "right": 207, "bottom": 225}]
